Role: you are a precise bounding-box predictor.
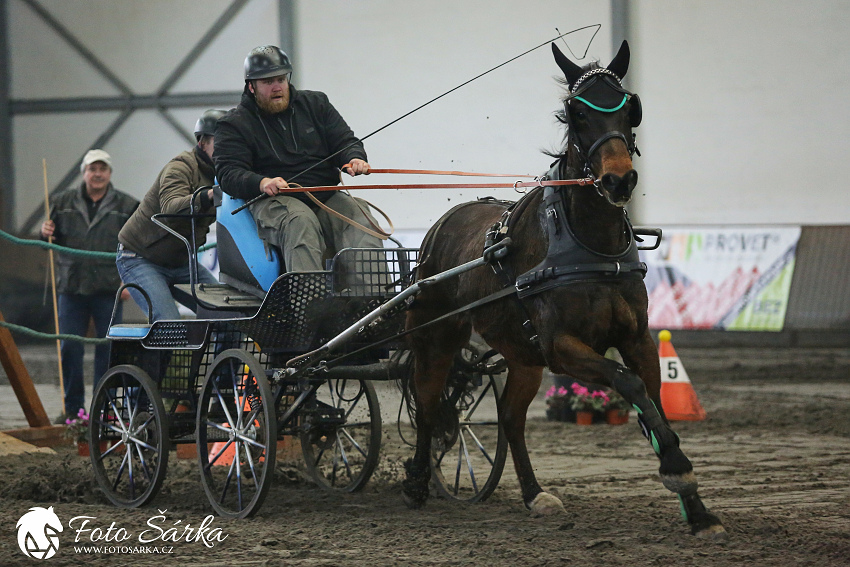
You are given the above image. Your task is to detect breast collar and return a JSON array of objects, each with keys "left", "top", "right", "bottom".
[{"left": 490, "top": 162, "right": 646, "bottom": 299}]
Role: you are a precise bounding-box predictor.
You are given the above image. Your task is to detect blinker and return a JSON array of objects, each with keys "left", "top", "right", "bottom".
[{"left": 567, "top": 74, "right": 642, "bottom": 128}]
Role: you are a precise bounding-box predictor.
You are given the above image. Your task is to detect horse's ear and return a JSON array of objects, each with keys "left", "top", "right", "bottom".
[
  {"left": 552, "top": 43, "right": 583, "bottom": 87},
  {"left": 607, "top": 40, "right": 630, "bottom": 80}
]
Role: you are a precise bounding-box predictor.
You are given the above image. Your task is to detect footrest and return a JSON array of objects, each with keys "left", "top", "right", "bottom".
[
  {"left": 107, "top": 324, "right": 151, "bottom": 339},
  {"left": 173, "top": 283, "right": 263, "bottom": 313}
]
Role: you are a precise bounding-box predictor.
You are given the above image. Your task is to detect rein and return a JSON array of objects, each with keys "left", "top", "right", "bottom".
[{"left": 263, "top": 167, "right": 596, "bottom": 194}]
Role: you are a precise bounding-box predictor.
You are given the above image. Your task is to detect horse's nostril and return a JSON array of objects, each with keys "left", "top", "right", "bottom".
[{"left": 601, "top": 173, "right": 621, "bottom": 190}]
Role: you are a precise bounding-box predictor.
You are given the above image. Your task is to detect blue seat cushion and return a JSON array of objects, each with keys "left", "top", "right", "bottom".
[{"left": 107, "top": 325, "right": 151, "bottom": 339}]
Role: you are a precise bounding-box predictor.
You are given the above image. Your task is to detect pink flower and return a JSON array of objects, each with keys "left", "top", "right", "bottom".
[{"left": 546, "top": 386, "right": 556, "bottom": 398}]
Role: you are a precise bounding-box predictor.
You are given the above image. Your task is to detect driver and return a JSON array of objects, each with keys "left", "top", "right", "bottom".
[{"left": 213, "top": 45, "right": 386, "bottom": 279}]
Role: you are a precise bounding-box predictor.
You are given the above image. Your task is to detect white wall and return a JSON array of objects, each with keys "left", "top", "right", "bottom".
[
  {"left": 296, "top": 0, "right": 611, "bottom": 229},
  {"left": 9, "top": 0, "right": 849, "bottom": 233},
  {"left": 631, "top": 0, "right": 850, "bottom": 225}
]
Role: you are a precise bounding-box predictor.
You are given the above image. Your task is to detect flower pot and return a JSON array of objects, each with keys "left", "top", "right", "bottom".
[
  {"left": 606, "top": 409, "right": 629, "bottom": 425},
  {"left": 176, "top": 443, "right": 196, "bottom": 460},
  {"left": 575, "top": 410, "right": 594, "bottom": 426},
  {"left": 76, "top": 441, "right": 110, "bottom": 456}
]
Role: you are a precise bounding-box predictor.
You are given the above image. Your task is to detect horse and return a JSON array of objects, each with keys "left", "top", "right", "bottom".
[{"left": 402, "top": 40, "right": 725, "bottom": 538}]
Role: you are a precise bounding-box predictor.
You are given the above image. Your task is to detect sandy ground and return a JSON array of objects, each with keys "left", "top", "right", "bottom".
[{"left": 1, "top": 346, "right": 849, "bottom": 566}]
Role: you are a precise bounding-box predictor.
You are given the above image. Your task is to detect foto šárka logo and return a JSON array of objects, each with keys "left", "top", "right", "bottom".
[
  {"left": 16, "top": 506, "right": 63, "bottom": 559},
  {"left": 15, "top": 507, "right": 228, "bottom": 558}
]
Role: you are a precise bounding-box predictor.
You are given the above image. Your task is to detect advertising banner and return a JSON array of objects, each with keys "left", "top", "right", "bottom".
[{"left": 640, "top": 226, "right": 801, "bottom": 330}]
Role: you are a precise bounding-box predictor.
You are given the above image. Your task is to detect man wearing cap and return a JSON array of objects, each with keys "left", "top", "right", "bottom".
[
  {"left": 41, "top": 149, "right": 138, "bottom": 420},
  {"left": 117, "top": 109, "right": 225, "bottom": 321},
  {"left": 214, "top": 45, "right": 385, "bottom": 279}
]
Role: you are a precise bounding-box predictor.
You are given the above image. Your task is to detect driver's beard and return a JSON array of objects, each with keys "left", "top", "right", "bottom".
[{"left": 255, "top": 91, "right": 290, "bottom": 115}]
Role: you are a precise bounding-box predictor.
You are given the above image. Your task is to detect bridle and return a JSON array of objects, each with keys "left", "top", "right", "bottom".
[{"left": 562, "top": 69, "right": 642, "bottom": 184}]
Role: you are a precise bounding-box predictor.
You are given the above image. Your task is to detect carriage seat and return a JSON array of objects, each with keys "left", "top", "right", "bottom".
[{"left": 215, "top": 188, "right": 281, "bottom": 296}]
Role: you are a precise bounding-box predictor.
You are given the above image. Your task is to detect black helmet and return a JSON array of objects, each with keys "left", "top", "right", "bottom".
[
  {"left": 244, "top": 45, "right": 292, "bottom": 81},
  {"left": 194, "top": 109, "right": 227, "bottom": 141}
]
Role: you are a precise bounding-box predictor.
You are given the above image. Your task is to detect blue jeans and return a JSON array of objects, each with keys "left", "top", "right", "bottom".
[
  {"left": 58, "top": 293, "right": 119, "bottom": 417},
  {"left": 116, "top": 247, "right": 217, "bottom": 322}
]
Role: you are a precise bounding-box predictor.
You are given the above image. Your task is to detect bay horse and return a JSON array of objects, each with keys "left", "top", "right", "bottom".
[{"left": 403, "top": 41, "right": 725, "bottom": 537}]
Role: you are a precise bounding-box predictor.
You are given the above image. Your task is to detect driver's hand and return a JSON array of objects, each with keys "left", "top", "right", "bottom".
[
  {"left": 260, "top": 177, "right": 289, "bottom": 196},
  {"left": 344, "top": 159, "right": 370, "bottom": 176}
]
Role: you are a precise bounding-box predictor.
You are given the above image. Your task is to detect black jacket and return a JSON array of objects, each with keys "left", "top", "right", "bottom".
[
  {"left": 46, "top": 183, "right": 139, "bottom": 295},
  {"left": 214, "top": 84, "right": 367, "bottom": 204}
]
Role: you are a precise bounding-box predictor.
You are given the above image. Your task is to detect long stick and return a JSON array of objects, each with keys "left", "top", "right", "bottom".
[{"left": 43, "top": 158, "right": 64, "bottom": 414}]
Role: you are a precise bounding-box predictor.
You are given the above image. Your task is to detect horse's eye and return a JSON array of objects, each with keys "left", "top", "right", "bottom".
[{"left": 574, "top": 110, "right": 587, "bottom": 121}]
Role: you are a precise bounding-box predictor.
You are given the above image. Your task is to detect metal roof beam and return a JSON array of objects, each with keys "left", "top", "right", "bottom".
[
  {"left": 157, "top": 0, "right": 250, "bottom": 97},
  {"left": 11, "top": 92, "right": 243, "bottom": 114},
  {"left": 20, "top": 0, "right": 133, "bottom": 96}
]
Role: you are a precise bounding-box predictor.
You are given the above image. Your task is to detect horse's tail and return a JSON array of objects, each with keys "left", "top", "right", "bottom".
[{"left": 392, "top": 349, "right": 418, "bottom": 447}]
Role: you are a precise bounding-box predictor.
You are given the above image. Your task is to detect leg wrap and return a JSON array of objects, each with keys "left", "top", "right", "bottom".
[
  {"left": 612, "top": 366, "right": 694, "bottom": 482},
  {"left": 679, "top": 493, "right": 725, "bottom": 537}
]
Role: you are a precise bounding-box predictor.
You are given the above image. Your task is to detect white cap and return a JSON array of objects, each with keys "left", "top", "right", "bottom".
[{"left": 80, "top": 149, "right": 112, "bottom": 173}]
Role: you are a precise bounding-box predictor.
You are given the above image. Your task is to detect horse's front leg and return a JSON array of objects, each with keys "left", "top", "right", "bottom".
[
  {"left": 620, "top": 331, "right": 726, "bottom": 538},
  {"left": 499, "top": 359, "right": 565, "bottom": 516}
]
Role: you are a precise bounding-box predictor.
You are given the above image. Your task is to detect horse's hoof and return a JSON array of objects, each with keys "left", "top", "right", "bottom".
[
  {"left": 528, "top": 492, "right": 565, "bottom": 517},
  {"left": 695, "top": 523, "right": 728, "bottom": 540},
  {"left": 689, "top": 510, "right": 726, "bottom": 539},
  {"left": 661, "top": 471, "right": 698, "bottom": 495},
  {"left": 402, "top": 490, "right": 426, "bottom": 510}
]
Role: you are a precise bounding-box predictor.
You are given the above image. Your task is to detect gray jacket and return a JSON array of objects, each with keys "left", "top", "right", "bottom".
[{"left": 46, "top": 183, "right": 139, "bottom": 295}]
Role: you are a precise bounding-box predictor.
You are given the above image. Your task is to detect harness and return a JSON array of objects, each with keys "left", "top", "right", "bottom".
[{"left": 514, "top": 167, "right": 647, "bottom": 298}]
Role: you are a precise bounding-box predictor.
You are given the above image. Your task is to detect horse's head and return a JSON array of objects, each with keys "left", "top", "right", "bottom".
[{"left": 553, "top": 40, "right": 641, "bottom": 207}]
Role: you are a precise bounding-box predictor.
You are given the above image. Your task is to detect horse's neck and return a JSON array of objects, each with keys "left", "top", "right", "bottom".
[{"left": 557, "top": 158, "right": 629, "bottom": 254}]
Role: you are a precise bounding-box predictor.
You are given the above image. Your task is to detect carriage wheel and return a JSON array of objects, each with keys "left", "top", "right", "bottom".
[
  {"left": 89, "top": 364, "right": 169, "bottom": 508},
  {"left": 300, "top": 377, "right": 382, "bottom": 492},
  {"left": 196, "top": 349, "right": 276, "bottom": 519},
  {"left": 430, "top": 364, "right": 507, "bottom": 503}
]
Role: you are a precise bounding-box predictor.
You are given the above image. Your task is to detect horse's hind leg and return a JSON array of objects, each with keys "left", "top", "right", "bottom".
[
  {"left": 619, "top": 332, "right": 725, "bottom": 537},
  {"left": 402, "top": 317, "right": 470, "bottom": 509},
  {"left": 498, "top": 358, "right": 565, "bottom": 516}
]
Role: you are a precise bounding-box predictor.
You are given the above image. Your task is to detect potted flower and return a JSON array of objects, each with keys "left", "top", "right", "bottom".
[
  {"left": 64, "top": 409, "right": 90, "bottom": 456},
  {"left": 544, "top": 385, "right": 572, "bottom": 422},
  {"left": 569, "top": 382, "right": 610, "bottom": 425},
  {"left": 605, "top": 390, "right": 631, "bottom": 425}
]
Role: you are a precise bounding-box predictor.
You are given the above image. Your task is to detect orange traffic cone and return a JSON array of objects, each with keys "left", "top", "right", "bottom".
[{"left": 657, "top": 330, "right": 707, "bottom": 421}]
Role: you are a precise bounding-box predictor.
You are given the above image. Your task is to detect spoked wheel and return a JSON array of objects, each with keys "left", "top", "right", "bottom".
[
  {"left": 89, "top": 364, "right": 169, "bottom": 508},
  {"left": 300, "top": 377, "right": 382, "bottom": 492},
  {"left": 430, "top": 348, "right": 508, "bottom": 503},
  {"left": 196, "top": 349, "right": 276, "bottom": 518}
]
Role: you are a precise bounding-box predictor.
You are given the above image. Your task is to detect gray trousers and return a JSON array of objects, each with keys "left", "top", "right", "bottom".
[{"left": 250, "top": 191, "right": 388, "bottom": 288}]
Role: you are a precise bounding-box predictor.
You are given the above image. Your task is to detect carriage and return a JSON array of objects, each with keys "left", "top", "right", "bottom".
[
  {"left": 88, "top": 39, "right": 725, "bottom": 536},
  {"left": 88, "top": 188, "right": 507, "bottom": 518}
]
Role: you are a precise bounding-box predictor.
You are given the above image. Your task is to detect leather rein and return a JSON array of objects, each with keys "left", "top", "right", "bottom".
[{"left": 272, "top": 167, "right": 596, "bottom": 194}]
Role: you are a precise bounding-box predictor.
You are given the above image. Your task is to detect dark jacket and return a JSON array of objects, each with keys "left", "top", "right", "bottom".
[
  {"left": 118, "top": 147, "right": 216, "bottom": 268},
  {"left": 47, "top": 183, "right": 138, "bottom": 295},
  {"left": 214, "top": 84, "right": 367, "bottom": 204}
]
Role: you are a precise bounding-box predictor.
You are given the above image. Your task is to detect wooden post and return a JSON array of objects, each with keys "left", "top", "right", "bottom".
[
  {"left": 43, "top": 158, "right": 64, "bottom": 410},
  {"left": 0, "top": 310, "right": 50, "bottom": 427}
]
